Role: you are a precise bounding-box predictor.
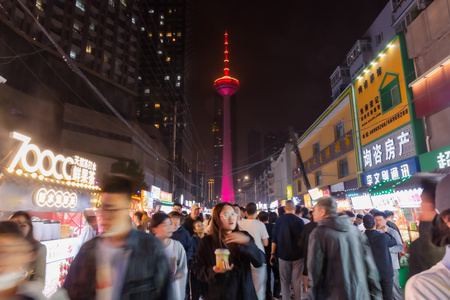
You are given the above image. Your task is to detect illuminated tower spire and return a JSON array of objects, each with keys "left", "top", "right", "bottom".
[{"left": 214, "top": 31, "right": 240, "bottom": 203}]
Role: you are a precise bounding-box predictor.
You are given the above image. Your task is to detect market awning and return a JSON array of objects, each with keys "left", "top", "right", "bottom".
[
  {"left": 394, "top": 167, "right": 450, "bottom": 191},
  {"left": 368, "top": 177, "right": 407, "bottom": 195}
]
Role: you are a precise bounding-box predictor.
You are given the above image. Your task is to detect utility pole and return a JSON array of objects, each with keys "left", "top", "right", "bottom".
[
  {"left": 171, "top": 102, "right": 178, "bottom": 199},
  {"left": 289, "top": 126, "right": 311, "bottom": 191}
]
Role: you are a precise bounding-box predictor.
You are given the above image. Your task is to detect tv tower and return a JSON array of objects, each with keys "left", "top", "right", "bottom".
[{"left": 214, "top": 31, "right": 240, "bottom": 203}]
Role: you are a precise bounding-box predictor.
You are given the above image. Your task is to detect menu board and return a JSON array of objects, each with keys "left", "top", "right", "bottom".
[{"left": 350, "top": 195, "right": 373, "bottom": 210}]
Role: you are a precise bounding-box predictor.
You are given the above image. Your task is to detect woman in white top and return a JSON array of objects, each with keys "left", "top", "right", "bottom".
[{"left": 151, "top": 212, "right": 187, "bottom": 300}]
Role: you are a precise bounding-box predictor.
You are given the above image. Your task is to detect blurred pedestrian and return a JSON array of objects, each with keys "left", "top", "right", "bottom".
[
  {"left": 193, "top": 202, "right": 265, "bottom": 299},
  {"left": 384, "top": 210, "right": 402, "bottom": 242},
  {"left": 374, "top": 211, "right": 404, "bottom": 300},
  {"left": 240, "top": 207, "right": 247, "bottom": 220},
  {"left": 142, "top": 211, "right": 151, "bottom": 233},
  {"left": 308, "top": 197, "right": 382, "bottom": 300},
  {"left": 133, "top": 211, "right": 144, "bottom": 231},
  {"left": 182, "top": 204, "right": 203, "bottom": 236},
  {"left": 173, "top": 203, "right": 183, "bottom": 214},
  {"left": 232, "top": 204, "right": 242, "bottom": 222},
  {"left": 298, "top": 208, "right": 317, "bottom": 297},
  {"left": 263, "top": 211, "right": 281, "bottom": 299},
  {"left": 355, "top": 214, "right": 366, "bottom": 233},
  {"left": 271, "top": 200, "right": 305, "bottom": 300},
  {"left": 277, "top": 206, "right": 285, "bottom": 217},
  {"left": 405, "top": 174, "right": 450, "bottom": 299},
  {"left": 64, "top": 175, "right": 171, "bottom": 299},
  {"left": 408, "top": 175, "right": 445, "bottom": 278},
  {"left": 79, "top": 210, "right": 97, "bottom": 245},
  {"left": 152, "top": 213, "right": 187, "bottom": 300},
  {"left": 364, "top": 215, "right": 397, "bottom": 300},
  {"left": 169, "top": 211, "right": 193, "bottom": 262},
  {"left": 9, "top": 211, "right": 47, "bottom": 290},
  {"left": 190, "top": 220, "right": 207, "bottom": 300},
  {"left": 0, "top": 221, "right": 45, "bottom": 300},
  {"left": 240, "top": 203, "right": 269, "bottom": 300},
  {"left": 295, "top": 205, "right": 310, "bottom": 225}
]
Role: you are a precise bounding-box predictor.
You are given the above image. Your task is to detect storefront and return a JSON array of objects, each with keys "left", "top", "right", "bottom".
[{"left": 0, "top": 132, "right": 99, "bottom": 297}]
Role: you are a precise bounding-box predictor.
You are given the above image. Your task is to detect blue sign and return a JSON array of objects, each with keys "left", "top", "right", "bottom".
[{"left": 361, "top": 156, "right": 420, "bottom": 186}]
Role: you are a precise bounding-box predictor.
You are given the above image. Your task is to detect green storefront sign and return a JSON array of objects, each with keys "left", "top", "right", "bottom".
[{"left": 419, "top": 145, "right": 450, "bottom": 172}]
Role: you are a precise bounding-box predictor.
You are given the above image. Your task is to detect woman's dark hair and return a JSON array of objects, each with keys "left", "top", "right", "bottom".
[
  {"left": 150, "top": 212, "right": 170, "bottom": 230},
  {"left": 210, "top": 202, "right": 240, "bottom": 249},
  {"left": 268, "top": 212, "right": 278, "bottom": 223},
  {"left": 300, "top": 207, "right": 309, "bottom": 219},
  {"left": 134, "top": 211, "right": 143, "bottom": 221},
  {"left": 278, "top": 206, "right": 285, "bottom": 217},
  {"left": 9, "top": 211, "right": 38, "bottom": 245},
  {"left": 257, "top": 211, "right": 269, "bottom": 222}
]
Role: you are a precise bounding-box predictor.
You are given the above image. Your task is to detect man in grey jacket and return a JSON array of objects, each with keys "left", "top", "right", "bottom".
[{"left": 308, "top": 197, "right": 382, "bottom": 300}]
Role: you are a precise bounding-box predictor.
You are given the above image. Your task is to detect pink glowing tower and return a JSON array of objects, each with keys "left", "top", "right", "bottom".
[{"left": 214, "top": 31, "right": 240, "bottom": 203}]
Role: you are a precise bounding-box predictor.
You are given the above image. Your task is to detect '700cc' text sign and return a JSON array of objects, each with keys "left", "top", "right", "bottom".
[{"left": 7, "top": 132, "right": 96, "bottom": 185}]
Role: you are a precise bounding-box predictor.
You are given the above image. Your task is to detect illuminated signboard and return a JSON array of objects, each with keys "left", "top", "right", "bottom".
[
  {"left": 286, "top": 185, "right": 293, "bottom": 199},
  {"left": 34, "top": 188, "right": 77, "bottom": 208},
  {"left": 308, "top": 187, "right": 330, "bottom": 200},
  {"left": 353, "top": 37, "right": 412, "bottom": 146},
  {"left": 349, "top": 194, "right": 373, "bottom": 210},
  {"left": 7, "top": 132, "right": 97, "bottom": 188},
  {"left": 336, "top": 200, "right": 352, "bottom": 211},
  {"left": 362, "top": 124, "right": 415, "bottom": 172},
  {"left": 151, "top": 186, "right": 161, "bottom": 199},
  {"left": 419, "top": 145, "right": 450, "bottom": 172},
  {"left": 160, "top": 191, "right": 172, "bottom": 202},
  {"left": 270, "top": 200, "right": 278, "bottom": 209},
  {"left": 361, "top": 156, "right": 420, "bottom": 186},
  {"left": 370, "top": 194, "right": 396, "bottom": 211},
  {"left": 395, "top": 188, "right": 423, "bottom": 208},
  {"left": 303, "top": 194, "right": 312, "bottom": 208}
]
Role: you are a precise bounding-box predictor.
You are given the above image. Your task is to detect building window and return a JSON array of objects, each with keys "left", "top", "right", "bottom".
[
  {"left": 160, "top": 21, "right": 164, "bottom": 26},
  {"left": 335, "top": 120, "right": 345, "bottom": 140},
  {"left": 338, "top": 158, "right": 349, "bottom": 178},
  {"left": 131, "top": 17, "right": 136, "bottom": 24},
  {"left": 315, "top": 171, "right": 322, "bottom": 186},
  {"left": 177, "top": 75, "right": 181, "bottom": 80},
  {"left": 69, "top": 50, "right": 78, "bottom": 60},
  {"left": 85, "top": 45, "right": 92, "bottom": 54},
  {"left": 75, "top": 0, "right": 85, "bottom": 12},
  {"left": 149, "top": 9, "right": 154, "bottom": 14},
  {"left": 380, "top": 76, "right": 401, "bottom": 113},
  {"left": 154, "top": 124, "right": 160, "bottom": 128},
  {"left": 89, "top": 23, "right": 95, "bottom": 31},
  {"left": 166, "top": 57, "right": 171, "bottom": 62},
  {"left": 313, "top": 141, "right": 320, "bottom": 155},
  {"left": 164, "top": 75, "right": 170, "bottom": 80},
  {"left": 155, "top": 103, "right": 160, "bottom": 108},
  {"left": 176, "top": 82, "right": 180, "bottom": 87},
  {"left": 144, "top": 88, "right": 150, "bottom": 94},
  {"left": 157, "top": 51, "right": 163, "bottom": 55},
  {"left": 376, "top": 31, "right": 384, "bottom": 47},
  {"left": 297, "top": 180, "right": 302, "bottom": 192}
]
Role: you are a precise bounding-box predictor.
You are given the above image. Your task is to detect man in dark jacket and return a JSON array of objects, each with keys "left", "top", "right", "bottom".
[
  {"left": 364, "top": 214, "right": 397, "bottom": 300},
  {"left": 182, "top": 203, "right": 203, "bottom": 236},
  {"left": 299, "top": 212, "right": 317, "bottom": 296},
  {"left": 64, "top": 175, "right": 171, "bottom": 300},
  {"left": 308, "top": 197, "right": 382, "bottom": 300},
  {"left": 169, "top": 211, "right": 193, "bottom": 261},
  {"left": 271, "top": 200, "right": 305, "bottom": 300}
]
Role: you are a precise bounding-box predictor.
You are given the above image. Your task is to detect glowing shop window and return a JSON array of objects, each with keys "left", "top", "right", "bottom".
[{"left": 155, "top": 103, "right": 161, "bottom": 108}]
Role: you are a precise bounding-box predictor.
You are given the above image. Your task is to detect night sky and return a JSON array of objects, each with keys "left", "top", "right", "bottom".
[{"left": 191, "top": 0, "right": 390, "bottom": 176}]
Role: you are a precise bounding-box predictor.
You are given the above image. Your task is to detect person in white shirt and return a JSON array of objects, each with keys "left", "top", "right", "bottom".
[
  {"left": 151, "top": 212, "right": 187, "bottom": 300},
  {"left": 406, "top": 174, "right": 450, "bottom": 300},
  {"left": 239, "top": 202, "right": 269, "bottom": 300}
]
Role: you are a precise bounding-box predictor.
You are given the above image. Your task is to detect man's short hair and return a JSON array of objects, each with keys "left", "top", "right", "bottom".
[
  {"left": 356, "top": 214, "right": 364, "bottom": 219},
  {"left": 343, "top": 211, "right": 355, "bottom": 218},
  {"left": 295, "top": 205, "right": 302, "bottom": 215},
  {"left": 134, "top": 211, "right": 143, "bottom": 221},
  {"left": 240, "top": 207, "right": 246, "bottom": 213},
  {"left": 102, "top": 174, "right": 133, "bottom": 200},
  {"left": 373, "top": 211, "right": 387, "bottom": 219},
  {"left": 384, "top": 210, "right": 394, "bottom": 218},
  {"left": 369, "top": 209, "right": 379, "bottom": 216},
  {"left": 168, "top": 211, "right": 182, "bottom": 219},
  {"left": 315, "top": 197, "right": 337, "bottom": 216},
  {"left": 258, "top": 211, "right": 269, "bottom": 222},
  {"left": 173, "top": 202, "right": 182, "bottom": 208},
  {"left": 232, "top": 204, "right": 240, "bottom": 208},
  {"left": 285, "top": 200, "right": 295, "bottom": 211},
  {"left": 246, "top": 202, "right": 257, "bottom": 215}
]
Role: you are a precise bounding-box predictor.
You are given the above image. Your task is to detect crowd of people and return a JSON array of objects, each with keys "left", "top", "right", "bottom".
[{"left": 0, "top": 173, "right": 449, "bottom": 300}]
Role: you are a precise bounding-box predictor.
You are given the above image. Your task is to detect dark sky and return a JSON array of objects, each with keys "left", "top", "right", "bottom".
[{"left": 191, "top": 0, "right": 389, "bottom": 176}]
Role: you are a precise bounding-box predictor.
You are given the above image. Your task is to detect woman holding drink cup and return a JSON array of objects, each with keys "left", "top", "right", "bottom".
[{"left": 193, "top": 202, "right": 265, "bottom": 299}]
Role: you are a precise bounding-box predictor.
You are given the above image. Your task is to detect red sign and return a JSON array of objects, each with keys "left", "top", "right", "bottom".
[{"left": 336, "top": 200, "right": 352, "bottom": 211}]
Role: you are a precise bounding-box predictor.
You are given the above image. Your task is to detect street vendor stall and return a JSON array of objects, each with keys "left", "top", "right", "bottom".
[{"left": 0, "top": 132, "right": 99, "bottom": 297}]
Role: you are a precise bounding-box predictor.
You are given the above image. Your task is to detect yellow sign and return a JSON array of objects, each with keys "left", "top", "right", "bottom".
[
  {"left": 354, "top": 37, "right": 411, "bottom": 146},
  {"left": 286, "top": 185, "right": 293, "bottom": 199}
]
